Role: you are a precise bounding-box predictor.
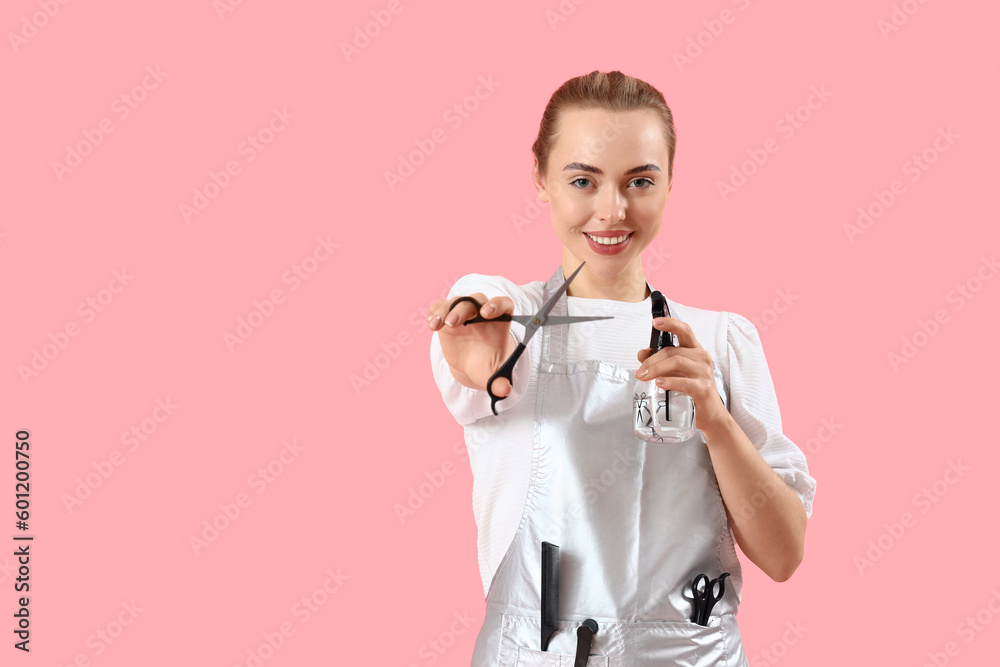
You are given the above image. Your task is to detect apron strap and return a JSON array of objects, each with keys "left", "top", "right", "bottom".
[{"left": 542, "top": 265, "right": 665, "bottom": 362}]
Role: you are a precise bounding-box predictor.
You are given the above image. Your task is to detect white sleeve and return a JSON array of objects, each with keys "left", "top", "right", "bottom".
[
  {"left": 725, "top": 311, "right": 816, "bottom": 518},
  {"left": 429, "top": 274, "right": 534, "bottom": 426}
]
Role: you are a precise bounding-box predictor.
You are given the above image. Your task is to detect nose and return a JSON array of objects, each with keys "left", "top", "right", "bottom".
[{"left": 596, "top": 186, "right": 626, "bottom": 223}]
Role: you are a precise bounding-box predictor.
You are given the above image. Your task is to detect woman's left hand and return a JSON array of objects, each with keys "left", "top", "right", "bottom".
[{"left": 635, "top": 317, "right": 730, "bottom": 431}]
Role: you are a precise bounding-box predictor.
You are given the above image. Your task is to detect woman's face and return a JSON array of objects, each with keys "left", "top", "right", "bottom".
[{"left": 533, "top": 108, "right": 672, "bottom": 278}]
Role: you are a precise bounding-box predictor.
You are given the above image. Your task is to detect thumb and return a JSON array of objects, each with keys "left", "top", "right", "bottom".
[{"left": 489, "top": 376, "right": 512, "bottom": 397}]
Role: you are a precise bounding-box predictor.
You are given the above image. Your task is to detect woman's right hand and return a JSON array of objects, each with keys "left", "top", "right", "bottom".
[{"left": 427, "top": 293, "right": 518, "bottom": 397}]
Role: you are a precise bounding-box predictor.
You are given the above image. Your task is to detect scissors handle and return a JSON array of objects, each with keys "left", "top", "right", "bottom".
[
  {"left": 486, "top": 341, "right": 526, "bottom": 415},
  {"left": 573, "top": 619, "right": 599, "bottom": 667},
  {"left": 444, "top": 296, "right": 524, "bottom": 415},
  {"left": 690, "top": 575, "right": 709, "bottom": 625},
  {"left": 691, "top": 572, "right": 730, "bottom": 625},
  {"left": 447, "top": 296, "right": 513, "bottom": 324}
]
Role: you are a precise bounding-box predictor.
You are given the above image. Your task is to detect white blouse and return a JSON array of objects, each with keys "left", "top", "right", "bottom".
[{"left": 429, "top": 273, "right": 817, "bottom": 597}]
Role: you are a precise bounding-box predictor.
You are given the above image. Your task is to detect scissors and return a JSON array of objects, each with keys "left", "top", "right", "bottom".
[
  {"left": 690, "top": 572, "right": 730, "bottom": 626},
  {"left": 445, "top": 261, "right": 612, "bottom": 415}
]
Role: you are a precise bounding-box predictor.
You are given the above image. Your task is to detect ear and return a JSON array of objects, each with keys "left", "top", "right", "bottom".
[{"left": 532, "top": 157, "right": 551, "bottom": 203}]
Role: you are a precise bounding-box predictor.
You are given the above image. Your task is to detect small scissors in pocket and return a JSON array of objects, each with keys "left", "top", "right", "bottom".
[
  {"left": 446, "top": 261, "right": 612, "bottom": 415},
  {"left": 690, "top": 572, "right": 731, "bottom": 626}
]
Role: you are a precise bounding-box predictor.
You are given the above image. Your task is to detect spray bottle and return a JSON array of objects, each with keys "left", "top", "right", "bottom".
[{"left": 633, "top": 291, "right": 696, "bottom": 443}]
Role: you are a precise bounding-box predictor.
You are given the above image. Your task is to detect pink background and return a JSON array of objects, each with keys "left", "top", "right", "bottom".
[{"left": 3, "top": 1, "right": 999, "bottom": 665}]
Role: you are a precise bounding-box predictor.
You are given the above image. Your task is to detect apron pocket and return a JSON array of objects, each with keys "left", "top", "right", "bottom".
[
  {"left": 619, "top": 615, "right": 737, "bottom": 665},
  {"left": 499, "top": 613, "right": 609, "bottom": 667},
  {"left": 498, "top": 613, "right": 740, "bottom": 666},
  {"left": 514, "top": 645, "right": 609, "bottom": 666}
]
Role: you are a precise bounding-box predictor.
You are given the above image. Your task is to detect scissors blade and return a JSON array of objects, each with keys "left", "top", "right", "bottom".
[
  {"left": 522, "top": 262, "right": 588, "bottom": 344},
  {"left": 540, "top": 315, "right": 613, "bottom": 325},
  {"left": 509, "top": 315, "right": 613, "bottom": 326}
]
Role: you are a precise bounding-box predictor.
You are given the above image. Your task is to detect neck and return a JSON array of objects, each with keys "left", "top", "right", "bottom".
[{"left": 562, "top": 250, "right": 650, "bottom": 302}]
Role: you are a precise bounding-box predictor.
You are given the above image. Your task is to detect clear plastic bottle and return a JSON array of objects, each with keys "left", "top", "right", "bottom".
[{"left": 633, "top": 291, "right": 697, "bottom": 443}]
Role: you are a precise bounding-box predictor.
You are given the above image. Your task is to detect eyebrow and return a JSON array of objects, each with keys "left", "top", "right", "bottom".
[{"left": 562, "top": 162, "right": 661, "bottom": 176}]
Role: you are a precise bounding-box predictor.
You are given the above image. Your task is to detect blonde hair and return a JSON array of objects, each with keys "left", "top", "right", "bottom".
[{"left": 532, "top": 70, "right": 676, "bottom": 182}]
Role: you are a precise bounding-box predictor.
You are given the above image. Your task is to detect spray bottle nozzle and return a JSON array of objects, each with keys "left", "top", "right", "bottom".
[{"left": 649, "top": 291, "right": 676, "bottom": 351}]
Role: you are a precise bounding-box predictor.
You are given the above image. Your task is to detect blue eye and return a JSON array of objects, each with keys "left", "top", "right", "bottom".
[{"left": 569, "top": 177, "right": 654, "bottom": 189}]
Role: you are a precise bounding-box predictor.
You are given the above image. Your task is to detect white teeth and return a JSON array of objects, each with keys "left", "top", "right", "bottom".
[{"left": 587, "top": 233, "right": 629, "bottom": 245}]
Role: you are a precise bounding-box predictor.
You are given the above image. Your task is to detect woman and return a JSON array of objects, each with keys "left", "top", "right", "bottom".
[{"left": 427, "top": 70, "right": 815, "bottom": 666}]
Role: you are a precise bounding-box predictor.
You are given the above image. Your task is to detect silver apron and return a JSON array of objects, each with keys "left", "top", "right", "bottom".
[{"left": 471, "top": 267, "right": 748, "bottom": 666}]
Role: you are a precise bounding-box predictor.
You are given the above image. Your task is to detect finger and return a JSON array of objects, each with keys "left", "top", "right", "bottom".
[
  {"left": 641, "top": 353, "right": 709, "bottom": 382},
  {"left": 636, "top": 345, "right": 685, "bottom": 369},
  {"left": 652, "top": 376, "right": 701, "bottom": 397},
  {"left": 443, "top": 293, "right": 486, "bottom": 327},
  {"left": 637, "top": 346, "right": 675, "bottom": 373},
  {"left": 637, "top": 351, "right": 684, "bottom": 380},
  {"left": 426, "top": 299, "right": 447, "bottom": 330},
  {"left": 489, "top": 376, "right": 512, "bottom": 397},
  {"left": 428, "top": 297, "right": 465, "bottom": 330},
  {"left": 427, "top": 297, "right": 463, "bottom": 330},
  {"left": 651, "top": 317, "right": 702, "bottom": 349},
  {"left": 480, "top": 295, "right": 514, "bottom": 318}
]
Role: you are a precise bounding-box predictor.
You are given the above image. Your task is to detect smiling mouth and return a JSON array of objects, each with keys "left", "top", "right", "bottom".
[{"left": 585, "top": 232, "right": 632, "bottom": 245}]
